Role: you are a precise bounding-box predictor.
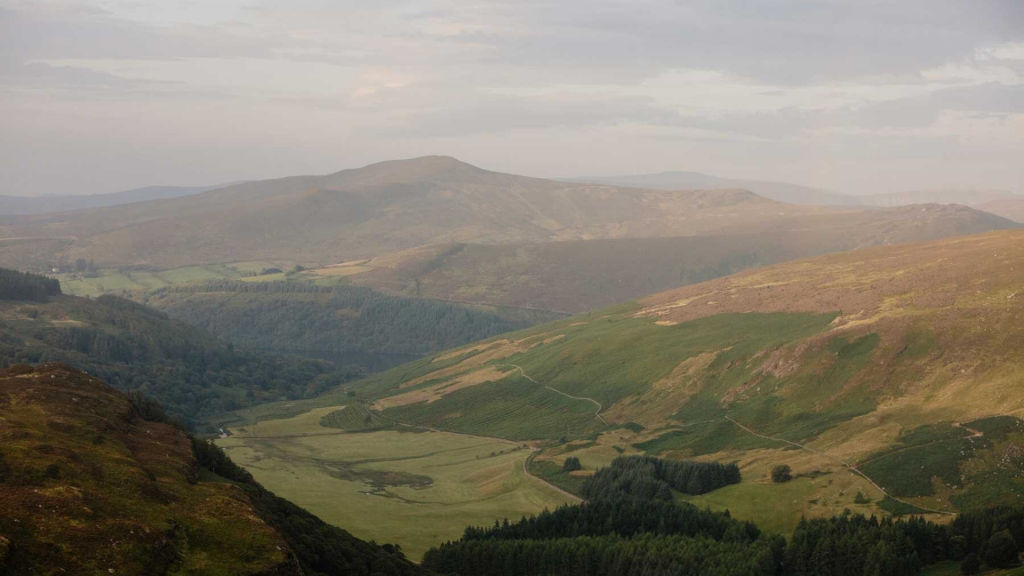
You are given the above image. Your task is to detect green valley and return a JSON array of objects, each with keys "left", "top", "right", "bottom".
[{"left": 220, "top": 229, "right": 1024, "bottom": 554}]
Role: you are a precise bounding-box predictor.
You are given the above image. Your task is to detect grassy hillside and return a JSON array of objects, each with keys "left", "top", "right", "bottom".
[
  {"left": 0, "top": 363, "right": 422, "bottom": 576},
  {"left": 217, "top": 406, "right": 575, "bottom": 561},
  {"left": 340, "top": 203, "right": 1014, "bottom": 312},
  {"left": 0, "top": 270, "right": 363, "bottom": 425},
  {"left": 228, "top": 230, "right": 1024, "bottom": 536}
]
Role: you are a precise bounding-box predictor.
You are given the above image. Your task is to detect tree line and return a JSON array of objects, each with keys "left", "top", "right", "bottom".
[
  {"left": 0, "top": 268, "right": 61, "bottom": 301},
  {"left": 148, "top": 280, "right": 533, "bottom": 368},
  {"left": 580, "top": 455, "right": 742, "bottom": 500},
  {"left": 0, "top": 287, "right": 359, "bottom": 426},
  {"left": 423, "top": 454, "right": 1024, "bottom": 576}
]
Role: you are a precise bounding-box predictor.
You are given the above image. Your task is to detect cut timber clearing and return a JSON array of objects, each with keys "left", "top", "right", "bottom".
[{"left": 502, "top": 364, "right": 608, "bottom": 425}]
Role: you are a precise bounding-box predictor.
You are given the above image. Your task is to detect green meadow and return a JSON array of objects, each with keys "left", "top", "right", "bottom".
[{"left": 217, "top": 406, "right": 576, "bottom": 560}]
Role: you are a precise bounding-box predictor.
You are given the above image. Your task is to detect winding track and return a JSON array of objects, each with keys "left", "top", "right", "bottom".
[
  {"left": 501, "top": 364, "right": 608, "bottom": 425},
  {"left": 723, "top": 415, "right": 956, "bottom": 516}
]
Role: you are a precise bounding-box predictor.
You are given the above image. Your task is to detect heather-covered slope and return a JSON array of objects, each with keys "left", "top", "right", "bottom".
[{"left": 0, "top": 363, "right": 424, "bottom": 576}]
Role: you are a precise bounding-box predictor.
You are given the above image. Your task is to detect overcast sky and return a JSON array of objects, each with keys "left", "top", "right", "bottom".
[{"left": 2, "top": 0, "right": 1023, "bottom": 196}]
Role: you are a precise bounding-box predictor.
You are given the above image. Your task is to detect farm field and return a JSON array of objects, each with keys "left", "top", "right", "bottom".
[
  {"left": 217, "top": 406, "right": 576, "bottom": 560},
  {"left": 53, "top": 261, "right": 290, "bottom": 296}
]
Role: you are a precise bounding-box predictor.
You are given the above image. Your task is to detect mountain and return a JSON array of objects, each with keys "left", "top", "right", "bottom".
[
  {"left": 977, "top": 197, "right": 1024, "bottom": 223},
  {"left": 0, "top": 363, "right": 422, "bottom": 576},
  {"left": 856, "top": 189, "right": 1018, "bottom": 208},
  {"left": 854, "top": 189, "right": 1024, "bottom": 223},
  {"left": 569, "top": 171, "right": 856, "bottom": 206},
  {"left": 246, "top": 229, "right": 1024, "bottom": 531},
  {"left": 0, "top": 156, "right": 1014, "bottom": 280},
  {"left": 0, "top": 156, "right": 870, "bottom": 270},
  {"left": 0, "top": 184, "right": 217, "bottom": 216},
  {"left": 0, "top": 268, "right": 360, "bottom": 425},
  {"left": 339, "top": 203, "right": 1019, "bottom": 313}
]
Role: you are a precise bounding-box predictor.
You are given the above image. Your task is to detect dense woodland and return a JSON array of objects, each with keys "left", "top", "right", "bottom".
[
  {"left": 581, "top": 455, "right": 742, "bottom": 500},
  {"left": 146, "top": 280, "right": 541, "bottom": 370},
  {"left": 0, "top": 270, "right": 360, "bottom": 425},
  {"left": 0, "top": 268, "right": 61, "bottom": 301},
  {"left": 424, "top": 455, "right": 1024, "bottom": 576}
]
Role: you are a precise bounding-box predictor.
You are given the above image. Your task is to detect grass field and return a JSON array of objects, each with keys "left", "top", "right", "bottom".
[
  {"left": 217, "top": 406, "right": 576, "bottom": 560},
  {"left": 53, "top": 261, "right": 292, "bottom": 296}
]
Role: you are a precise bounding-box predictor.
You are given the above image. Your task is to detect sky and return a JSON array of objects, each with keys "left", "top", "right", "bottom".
[{"left": 2, "top": 0, "right": 1023, "bottom": 197}]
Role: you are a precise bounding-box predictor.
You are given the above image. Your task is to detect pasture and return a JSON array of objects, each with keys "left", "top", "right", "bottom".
[{"left": 217, "top": 406, "right": 576, "bottom": 560}]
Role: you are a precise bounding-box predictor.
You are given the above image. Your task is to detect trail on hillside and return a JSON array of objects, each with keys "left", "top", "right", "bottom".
[
  {"left": 952, "top": 421, "right": 985, "bottom": 439},
  {"left": 723, "top": 416, "right": 955, "bottom": 516},
  {"left": 502, "top": 364, "right": 608, "bottom": 425}
]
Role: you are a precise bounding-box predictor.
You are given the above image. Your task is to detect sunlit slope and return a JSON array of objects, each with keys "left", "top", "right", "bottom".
[
  {"left": 341, "top": 203, "right": 1015, "bottom": 313},
  {"left": 334, "top": 229, "right": 1024, "bottom": 512}
]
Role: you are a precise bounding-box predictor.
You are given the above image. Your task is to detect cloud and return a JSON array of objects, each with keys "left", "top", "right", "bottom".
[{"left": 0, "top": 0, "right": 1022, "bottom": 196}]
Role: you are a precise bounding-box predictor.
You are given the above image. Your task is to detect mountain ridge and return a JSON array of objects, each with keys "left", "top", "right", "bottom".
[{"left": 3, "top": 156, "right": 983, "bottom": 272}]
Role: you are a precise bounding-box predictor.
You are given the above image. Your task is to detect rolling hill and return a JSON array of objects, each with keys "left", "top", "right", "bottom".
[
  {"left": 0, "top": 268, "right": 362, "bottom": 425},
  {"left": 0, "top": 363, "right": 421, "bottom": 576},
  {"left": 337, "top": 203, "right": 1018, "bottom": 313},
  {"left": 977, "top": 197, "right": 1024, "bottom": 224},
  {"left": 229, "top": 229, "right": 1024, "bottom": 538},
  {"left": 0, "top": 156, "right": 801, "bottom": 269},
  {"left": 0, "top": 184, "right": 217, "bottom": 216},
  {"left": 855, "top": 189, "right": 1024, "bottom": 223},
  {"left": 569, "top": 171, "right": 856, "bottom": 206},
  {"left": 142, "top": 279, "right": 553, "bottom": 370},
  {"left": 1, "top": 156, "right": 1012, "bottom": 275}
]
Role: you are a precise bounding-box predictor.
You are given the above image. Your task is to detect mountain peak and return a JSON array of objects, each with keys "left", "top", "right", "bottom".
[{"left": 327, "top": 155, "right": 487, "bottom": 188}]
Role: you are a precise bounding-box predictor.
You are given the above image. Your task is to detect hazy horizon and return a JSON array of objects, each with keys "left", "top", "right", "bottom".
[{"left": 2, "top": 1, "right": 1023, "bottom": 197}]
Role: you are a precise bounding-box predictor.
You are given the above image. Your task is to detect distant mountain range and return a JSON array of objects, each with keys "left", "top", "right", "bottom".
[
  {"left": 340, "top": 201, "right": 1018, "bottom": 313},
  {"left": 0, "top": 156, "right": 1016, "bottom": 272},
  {"left": 569, "top": 171, "right": 856, "bottom": 206},
  {"left": 572, "top": 172, "right": 1024, "bottom": 222},
  {"left": 0, "top": 184, "right": 220, "bottom": 215}
]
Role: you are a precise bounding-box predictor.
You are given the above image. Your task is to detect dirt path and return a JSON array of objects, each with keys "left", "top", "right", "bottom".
[
  {"left": 502, "top": 364, "right": 608, "bottom": 425},
  {"left": 723, "top": 416, "right": 955, "bottom": 516},
  {"left": 953, "top": 422, "right": 985, "bottom": 439},
  {"left": 523, "top": 448, "right": 582, "bottom": 501}
]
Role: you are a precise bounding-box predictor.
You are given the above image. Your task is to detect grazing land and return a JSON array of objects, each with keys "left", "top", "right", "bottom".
[{"left": 218, "top": 406, "right": 576, "bottom": 560}]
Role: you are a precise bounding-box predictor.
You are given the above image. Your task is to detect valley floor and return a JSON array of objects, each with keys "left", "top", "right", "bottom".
[{"left": 217, "top": 406, "right": 575, "bottom": 560}]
